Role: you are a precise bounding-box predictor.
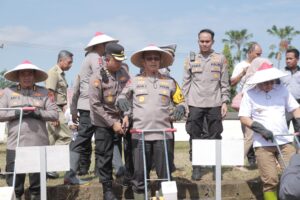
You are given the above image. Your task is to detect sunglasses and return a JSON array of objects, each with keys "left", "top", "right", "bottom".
[{"left": 145, "top": 56, "right": 160, "bottom": 61}]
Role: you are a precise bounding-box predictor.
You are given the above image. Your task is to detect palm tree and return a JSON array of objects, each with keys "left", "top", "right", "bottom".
[
  {"left": 222, "top": 29, "right": 253, "bottom": 63},
  {"left": 267, "top": 25, "right": 300, "bottom": 67}
]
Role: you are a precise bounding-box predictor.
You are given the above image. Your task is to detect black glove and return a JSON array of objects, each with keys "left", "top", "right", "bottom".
[
  {"left": 173, "top": 105, "right": 185, "bottom": 121},
  {"left": 251, "top": 121, "right": 274, "bottom": 142},
  {"left": 14, "top": 109, "right": 32, "bottom": 119},
  {"left": 28, "top": 109, "right": 42, "bottom": 119},
  {"left": 117, "top": 98, "right": 130, "bottom": 112}
]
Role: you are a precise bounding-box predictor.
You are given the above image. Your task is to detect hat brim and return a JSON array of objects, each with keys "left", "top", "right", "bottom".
[
  {"left": 247, "top": 68, "right": 288, "bottom": 84},
  {"left": 131, "top": 47, "right": 173, "bottom": 68},
  {"left": 113, "top": 55, "right": 127, "bottom": 61},
  {"left": 85, "top": 35, "right": 118, "bottom": 51},
  {"left": 4, "top": 64, "right": 48, "bottom": 83}
]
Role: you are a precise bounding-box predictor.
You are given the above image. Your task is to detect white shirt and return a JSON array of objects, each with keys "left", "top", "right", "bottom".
[
  {"left": 231, "top": 60, "right": 250, "bottom": 92},
  {"left": 239, "top": 84, "right": 299, "bottom": 147}
]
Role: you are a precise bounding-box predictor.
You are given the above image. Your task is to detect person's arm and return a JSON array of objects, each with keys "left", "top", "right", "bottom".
[
  {"left": 230, "top": 67, "right": 247, "bottom": 86},
  {"left": 220, "top": 56, "right": 230, "bottom": 117},
  {"left": 181, "top": 57, "right": 192, "bottom": 104},
  {"left": 38, "top": 92, "right": 59, "bottom": 121},
  {"left": 70, "top": 75, "right": 80, "bottom": 123},
  {"left": 0, "top": 88, "right": 16, "bottom": 121}
]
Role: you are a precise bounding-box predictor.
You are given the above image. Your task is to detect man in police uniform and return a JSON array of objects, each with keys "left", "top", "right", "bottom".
[
  {"left": 182, "top": 29, "right": 230, "bottom": 180},
  {"left": 117, "top": 45, "right": 186, "bottom": 199},
  {"left": 45, "top": 50, "right": 73, "bottom": 179},
  {"left": 88, "top": 43, "right": 129, "bottom": 200},
  {"left": 69, "top": 32, "right": 118, "bottom": 177},
  {"left": 0, "top": 60, "right": 58, "bottom": 200}
]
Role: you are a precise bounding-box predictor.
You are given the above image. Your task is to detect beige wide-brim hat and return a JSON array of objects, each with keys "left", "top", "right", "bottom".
[
  {"left": 4, "top": 60, "right": 48, "bottom": 83},
  {"left": 247, "top": 57, "right": 288, "bottom": 84},
  {"left": 131, "top": 45, "right": 173, "bottom": 68},
  {"left": 85, "top": 32, "right": 118, "bottom": 52}
]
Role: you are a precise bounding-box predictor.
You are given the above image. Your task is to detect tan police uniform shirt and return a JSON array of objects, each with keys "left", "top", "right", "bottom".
[
  {"left": 117, "top": 75, "right": 185, "bottom": 141},
  {"left": 89, "top": 66, "right": 130, "bottom": 128},
  {"left": 45, "top": 64, "right": 68, "bottom": 106},
  {"left": 0, "top": 85, "right": 59, "bottom": 150},
  {"left": 72, "top": 52, "right": 104, "bottom": 114},
  {"left": 182, "top": 50, "right": 230, "bottom": 107}
]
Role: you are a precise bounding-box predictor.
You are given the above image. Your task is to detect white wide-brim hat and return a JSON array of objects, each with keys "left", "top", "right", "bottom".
[
  {"left": 131, "top": 45, "right": 173, "bottom": 68},
  {"left": 247, "top": 58, "right": 288, "bottom": 84},
  {"left": 85, "top": 32, "right": 118, "bottom": 52},
  {"left": 4, "top": 60, "right": 48, "bottom": 83}
]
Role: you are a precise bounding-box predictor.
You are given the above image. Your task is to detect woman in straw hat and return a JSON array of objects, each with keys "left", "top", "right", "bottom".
[
  {"left": 116, "top": 44, "right": 186, "bottom": 199},
  {"left": 67, "top": 32, "right": 118, "bottom": 182},
  {"left": 239, "top": 57, "right": 300, "bottom": 200},
  {"left": 0, "top": 60, "right": 58, "bottom": 200}
]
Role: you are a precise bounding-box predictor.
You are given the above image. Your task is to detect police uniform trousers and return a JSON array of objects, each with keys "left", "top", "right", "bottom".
[
  {"left": 70, "top": 110, "right": 93, "bottom": 168},
  {"left": 94, "top": 126, "right": 115, "bottom": 183},
  {"left": 47, "top": 109, "right": 71, "bottom": 145},
  {"left": 131, "top": 139, "right": 172, "bottom": 193},
  {"left": 123, "top": 127, "right": 134, "bottom": 179},
  {"left": 186, "top": 106, "right": 223, "bottom": 139},
  {"left": 6, "top": 149, "right": 40, "bottom": 198},
  {"left": 255, "top": 143, "right": 295, "bottom": 192}
]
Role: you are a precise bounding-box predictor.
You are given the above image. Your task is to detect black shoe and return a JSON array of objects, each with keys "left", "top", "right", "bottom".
[
  {"left": 248, "top": 159, "right": 256, "bottom": 168},
  {"left": 47, "top": 171, "right": 59, "bottom": 179},
  {"left": 15, "top": 197, "right": 22, "bottom": 200},
  {"left": 104, "top": 190, "right": 117, "bottom": 200},
  {"left": 191, "top": 166, "right": 202, "bottom": 180},
  {"left": 77, "top": 167, "right": 89, "bottom": 176}
]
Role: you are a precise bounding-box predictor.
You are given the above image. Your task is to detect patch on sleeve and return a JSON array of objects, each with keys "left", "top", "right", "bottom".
[
  {"left": 47, "top": 91, "right": 55, "bottom": 102},
  {"left": 0, "top": 90, "right": 4, "bottom": 98},
  {"left": 93, "top": 79, "right": 101, "bottom": 87}
]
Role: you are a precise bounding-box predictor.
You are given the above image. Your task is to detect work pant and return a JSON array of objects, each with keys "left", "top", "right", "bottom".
[
  {"left": 94, "top": 127, "right": 115, "bottom": 183},
  {"left": 47, "top": 109, "right": 71, "bottom": 145},
  {"left": 123, "top": 130, "right": 134, "bottom": 179},
  {"left": 113, "top": 134, "right": 124, "bottom": 175},
  {"left": 70, "top": 110, "right": 94, "bottom": 170},
  {"left": 6, "top": 149, "right": 40, "bottom": 198},
  {"left": 255, "top": 143, "right": 295, "bottom": 192},
  {"left": 186, "top": 106, "right": 223, "bottom": 161},
  {"left": 132, "top": 139, "right": 172, "bottom": 193}
]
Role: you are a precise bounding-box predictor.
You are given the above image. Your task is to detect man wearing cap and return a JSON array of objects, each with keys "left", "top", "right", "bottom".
[
  {"left": 182, "top": 29, "right": 230, "bottom": 180},
  {"left": 239, "top": 57, "right": 300, "bottom": 200},
  {"left": 88, "top": 43, "right": 129, "bottom": 200},
  {"left": 68, "top": 32, "right": 118, "bottom": 180},
  {"left": 280, "top": 48, "right": 300, "bottom": 137},
  {"left": 116, "top": 44, "right": 186, "bottom": 198},
  {"left": 0, "top": 61, "right": 58, "bottom": 200},
  {"left": 45, "top": 50, "right": 73, "bottom": 179}
]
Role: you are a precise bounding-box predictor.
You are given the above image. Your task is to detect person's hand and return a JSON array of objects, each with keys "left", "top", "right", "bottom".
[
  {"left": 72, "top": 113, "right": 79, "bottom": 124},
  {"left": 112, "top": 122, "right": 124, "bottom": 135},
  {"left": 117, "top": 98, "right": 130, "bottom": 112},
  {"left": 251, "top": 121, "right": 274, "bottom": 142},
  {"left": 51, "top": 120, "right": 60, "bottom": 127},
  {"left": 122, "top": 116, "right": 129, "bottom": 132},
  {"left": 173, "top": 105, "right": 185, "bottom": 121},
  {"left": 30, "top": 108, "right": 42, "bottom": 119},
  {"left": 221, "top": 103, "right": 227, "bottom": 118}
]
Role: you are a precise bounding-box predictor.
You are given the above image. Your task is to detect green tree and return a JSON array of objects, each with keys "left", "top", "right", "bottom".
[
  {"left": 267, "top": 25, "right": 300, "bottom": 67},
  {"left": 0, "top": 70, "right": 15, "bottom": 89},
  {"left": 222, "top": 29, "right": 253, "bottom": 63},
  {"left": 223, "top": 43, "right": 235, "bottom": 110}
]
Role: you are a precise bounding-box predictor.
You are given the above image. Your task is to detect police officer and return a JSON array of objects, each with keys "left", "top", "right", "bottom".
[
  {"left": 117, "top": 45, "right": 186, "bottom": 199},
  {"left": 69, "top": 32, "right": 118, "bottom": 178},
  {"left": 45, "top": 50, "right": 73, "bottom": 179},
  {"left": 182, "top": 29, "right": 230, "bottom": 180},
  {"left": 0, "top": 60, "right": 58, "bottom": 200},
  {"left": 89, "top": 43, "right": 129, "bottom": 200}
]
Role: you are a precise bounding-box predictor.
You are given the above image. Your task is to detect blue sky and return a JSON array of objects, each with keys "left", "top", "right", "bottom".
[{"left": 1, "top": 0, "right": 300, "bottom": 86}]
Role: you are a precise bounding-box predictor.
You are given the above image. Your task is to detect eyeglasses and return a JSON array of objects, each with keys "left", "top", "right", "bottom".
[{"left": 145, "top": 56, "right": 160, "bottom": 61}]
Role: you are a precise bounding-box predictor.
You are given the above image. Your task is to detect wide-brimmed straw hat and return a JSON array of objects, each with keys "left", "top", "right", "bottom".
[
  {"left": 130, "top": 45, "right": 173, "bottom": 68},
  {"left": 4, "top": 60, "right": 48, "bottom": 83},
  {"left": 85, "top": 32, "right": 118, "bottom": 52},
  {"left": 247, "top": 58, "right": 288, "bottom": 84}
]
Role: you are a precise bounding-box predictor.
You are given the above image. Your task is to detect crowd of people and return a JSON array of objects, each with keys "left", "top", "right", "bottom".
[{"left": 0, "top": 28, "right": 300, "bottom": 200}]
